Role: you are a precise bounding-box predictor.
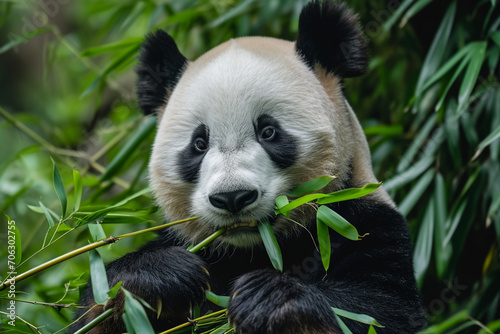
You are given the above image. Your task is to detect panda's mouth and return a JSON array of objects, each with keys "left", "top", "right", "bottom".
[
  {"left": 226, "top": 220, "right": 257, "bottom": 231},
  {"left": 217, "top": 215, "right": 279, "bottom": 247},
  {"left": 223, "top": 214, "right": 277, "bottom": 234}
]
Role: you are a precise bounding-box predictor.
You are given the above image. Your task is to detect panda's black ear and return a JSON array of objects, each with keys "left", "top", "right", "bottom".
[
  {"left": 136, "top": 30, "right": 188, "bottom": 115},
  {"left": 295, "top": 0, "right": 368, "bottom": 78}
]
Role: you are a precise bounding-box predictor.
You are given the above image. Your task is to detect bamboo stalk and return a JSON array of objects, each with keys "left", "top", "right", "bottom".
[
  {"left": 0, "top": 217, "right": 200, "bottom": 291},
  {"left": 189, "top": 229, "right": 226, "bottom": 254},
  {"left": 159, "top": 309, "right": 227, "bottom": 334},
  {"left": 73, "top": 308, "right": 114, "bottom": 334}
]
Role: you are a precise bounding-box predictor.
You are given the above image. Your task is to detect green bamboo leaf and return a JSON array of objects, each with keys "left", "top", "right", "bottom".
[
  {"left": 39, "top": 201, "right": 56, "bottom": 228},
  {"left": 397, "top": 114, "right": 436, "bottom": 173},
  {"left": 289, "top": 175, "right": 337, "bottom": 197},
  {"left": 53, "top": 160, "right": 67, "bottom": 217},
  {"left": 458, "top": 42, "right": 486, "bottom": 110},
  {"left": 275, "top": 195, "right": 290, "bottom": 218},
  {"left": 117, "top": 1, "right": 145, "bottom": 34},
  {"left": 80, "top": 37, "right": 143, "bottom": 57},
  {"left": 316, "top": 183, "right": 381, "bottom": 205},
  {"left": 460, "top": 112, "right": 479, "bottom": 146},
  {"left": 78, "top": 209, "right": 112, "bottom": 227},
  {"left": 107, "top": 281, "right": 122, "bottom": 299},
  {"left": 75, "top": 206, "right": 158, "bottom": 224},
  {"left": 100, "top": 117, "right": 156, "bottom": 181},
  {"left": 81, "top": 45, "right": 140, "bottom": 98},
  {"left": 478, "top": 318, "right": 500, "bottom": 334},
  {"left": 209, "top": 0, "right": 255, "bottom": 28},
  {"left": 89, "top": 249, "right": 109, "bottom": 304},
  {"left": 400, "top": 0, "right": 433, "bottom": 28},
  {"left": 73, "top": 170, "right": 83, "bottom": 212},
  {"left": 332, "top": 307, "right": 384, "bottom": 327},
  {"left": 257, "top": 220, "right": 283, "bottom": 272},
  {"left": 0, "top": 26, "right": 51, "bottom": 55},
  {"left": 444, "top": 101, "right": 462, "bottom": 167},
  {"left": 114, "top": 187, "right": 152, "bottom": 207},
  {"left": 413, "top": 199, "right": 435, "bottom": 286},
  {"left": 77, "top": 187, "right": 151, "bottom": 226},
  {"left": 74, "top": 206, "right": 155, "bottom": 217},
  {"left": 123, "top": 288, "right": 155, "bottom": 334},
  {"left": 443, "top": 199, "right": 468, "bottom": 248},
  {"left": 491, "top": 31, "right": 500, "bottom": 48},
  {"left": 317, "top": 218, "right": 331, "bottom": 272},
  {"left": 421, "top": 43, "right": 474, "bottom": 93},
  {"left": 384, "top": 156, "right": 434, "bottom": 191},
  {"left": 28, "top": 204, "right": 59, "bottom": 222},
  {"left": 275, "top": 193, "right": 330, "bottom": 215},
  {"left": 88, "top": 222, "right": 106, "bottom": 242},
  {"left": 398, "top": 170, "right": 434, "bottom": 216},
  {"left": 433, "top": 174, "right": 448, "bottom": 278},
  {"left": 381, "top": 0, "right": 414, "bottom": 33},
  {"left": 205, "top": 291, "right": 230, "bottom": 308},
  {"left": 414, "top": 1, "right": 456, "bottom": 99},
  {"left": 166, "top": 8, "right": 204, "bottom": 25},
  {"left": 100, "top": 216, "right": 154, "bottom": 225},
  {"left": 368, "top": 325, "right": 378, "bottom": 334},
  {"left": 334, "top": 313, "right": 353, "bottom": 334},
  {"left": 275, "top": 195, "right": 290, "bottom": 209},
  {"left": 434, "top": 53, "right": 469, "bottom": 111},
  {"left": 210, "top": 323, "right": 232, "bottom": 334},
  {"left": 317, "top": 206, "right": 359, "bottom": 241},
  {"left": 487, "top": 195, "right": 500, "bottom": 222},
  {"left": 472, "top": 123, "right": 500, "bottom": 160},
  {"left": 418, "top": 310, "right": 468, "bottom": 334},
  {"left": 487, "top": 45, "right": 500, "bottom": 75},
  {"left": 122, "top": 313, "right": 135, "bottom": 334}
]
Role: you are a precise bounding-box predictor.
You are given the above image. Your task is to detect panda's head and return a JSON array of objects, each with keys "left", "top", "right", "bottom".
[{"left": 137, "top": 1, "right": 392, "bottom": 248}]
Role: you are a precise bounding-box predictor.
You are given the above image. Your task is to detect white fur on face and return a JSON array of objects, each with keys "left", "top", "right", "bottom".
[{"left": 149, "top": 37, "right": 355, "bottom": 247}]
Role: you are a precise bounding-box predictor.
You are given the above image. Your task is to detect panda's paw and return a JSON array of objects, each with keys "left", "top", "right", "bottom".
[
  {"left": 228, "top": 269, "right": 337, "bottom": 334},
  {"left": 106, "top": 245, "right": 210, "bottom": 323}
]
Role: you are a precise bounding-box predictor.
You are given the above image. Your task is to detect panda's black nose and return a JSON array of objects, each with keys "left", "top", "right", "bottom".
[{"left": 209, "top": 190, "right": 258, "bottom": 213}]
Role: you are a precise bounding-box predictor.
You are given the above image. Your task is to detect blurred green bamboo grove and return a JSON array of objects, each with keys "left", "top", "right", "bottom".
[{"left": 0, "top": 0, "right": 499, "bottom": 333}]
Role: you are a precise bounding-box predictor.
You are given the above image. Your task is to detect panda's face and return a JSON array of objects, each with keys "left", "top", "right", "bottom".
[{"left": 149, "top": 38, "right": 349, "bottom": 247}]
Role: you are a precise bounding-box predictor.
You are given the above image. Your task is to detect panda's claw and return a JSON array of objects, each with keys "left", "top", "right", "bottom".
[{"left": 228, "top": 269, "right": 337, "bottom": 334}]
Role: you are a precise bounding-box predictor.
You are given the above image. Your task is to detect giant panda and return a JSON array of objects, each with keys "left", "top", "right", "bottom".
[{"left": 72, "top": 1, "right": 427, "bottom": 333}]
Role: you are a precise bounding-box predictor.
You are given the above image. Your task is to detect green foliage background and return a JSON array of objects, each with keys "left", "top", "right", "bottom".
[{"left": 0, "top": 0, "right": 499, "bottom": 333}]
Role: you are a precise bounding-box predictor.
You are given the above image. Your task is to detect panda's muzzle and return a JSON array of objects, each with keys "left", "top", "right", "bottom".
[{"left": 209, "top": 190, "right": 258, "bottom": 214}]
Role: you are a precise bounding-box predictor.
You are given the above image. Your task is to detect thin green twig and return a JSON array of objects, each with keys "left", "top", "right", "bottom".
[{"left": 0, "top": 106, "right": 83, "bottom": 158}]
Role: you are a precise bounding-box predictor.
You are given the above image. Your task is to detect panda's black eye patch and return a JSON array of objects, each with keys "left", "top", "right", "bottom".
[
  {"left": 255, "top": 115, "right": 297, "bottom": 169},
  {"left": 178, "top": 124, "right": 209, "bottom": 182}
]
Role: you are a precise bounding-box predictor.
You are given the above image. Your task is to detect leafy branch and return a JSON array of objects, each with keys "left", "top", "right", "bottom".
[{"left": 0, "top": 217, "right": 200, "bottom": 291}]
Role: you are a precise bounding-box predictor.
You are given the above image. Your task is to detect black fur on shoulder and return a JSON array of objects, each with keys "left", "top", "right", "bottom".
[
  {"left": 136, "top": 29, "right": 188, "bottom": 115},
  {"left": 295, "top": 0, "right": 368, "bottom": 78}
]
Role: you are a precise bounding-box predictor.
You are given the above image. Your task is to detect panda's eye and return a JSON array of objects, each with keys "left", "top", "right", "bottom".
[
  {"left": 260, "top": 126, "right": 276, "bottom": 141},
  {"left": 194, "top": 138, "right": 208, "bottom": 153}
]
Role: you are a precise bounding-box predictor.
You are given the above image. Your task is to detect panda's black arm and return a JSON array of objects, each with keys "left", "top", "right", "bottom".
[
  {"left": 70, "top": 240, "right": 210, "bottom": 333},
  {"left": 227, "top": 199, "right": 427, "bottom": 334},
  {"left": 316, "top": 199, "right": 427, "bottom": 333}
]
